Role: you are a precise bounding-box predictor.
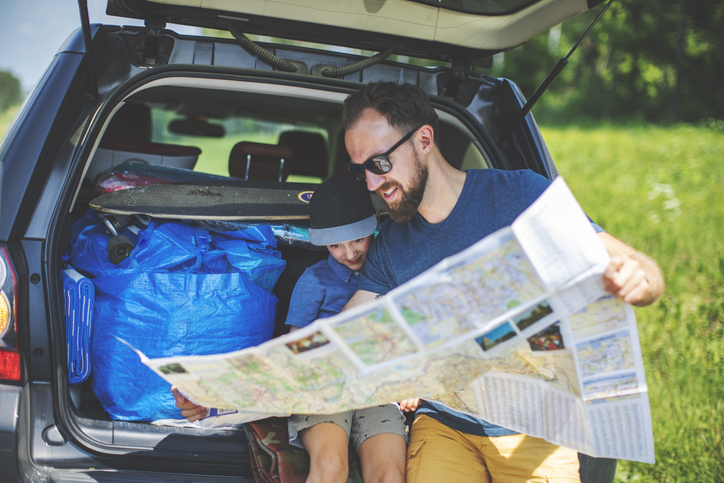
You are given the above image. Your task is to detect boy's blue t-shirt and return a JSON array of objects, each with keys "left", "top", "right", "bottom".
[
  {"left": 359, "top": 168, "right": 603, "bottom": 437},
  {"left": 285, "top": 253, "right": 362, "bottom": 328}
]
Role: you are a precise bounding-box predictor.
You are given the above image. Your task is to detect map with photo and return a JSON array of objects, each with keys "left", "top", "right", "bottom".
[
  {"left": 131, "top": 179, "right": 654, "bottom": 463},
  {"left": 569, "top": 296, "right": 628, "bottom": 339},
  {"left": 576, "top": 330, "right": 635, "bottom": 376}
]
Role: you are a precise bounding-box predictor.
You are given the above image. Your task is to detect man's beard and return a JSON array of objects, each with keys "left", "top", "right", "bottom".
[{"left": 381, "top": 155, "right": 428, "bottom": 223}]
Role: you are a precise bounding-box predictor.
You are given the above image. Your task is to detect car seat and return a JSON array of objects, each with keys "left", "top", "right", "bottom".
[
  {"left": 229, "top": 141, "right": 294, "bottom": 182},
  {"left": 278, "top": 131, "right": 328, "bottom": 179}
]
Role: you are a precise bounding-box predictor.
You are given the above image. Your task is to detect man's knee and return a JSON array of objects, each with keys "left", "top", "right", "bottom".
[{"left": 486, "top": 434, "right": 580, "bottom": 482}]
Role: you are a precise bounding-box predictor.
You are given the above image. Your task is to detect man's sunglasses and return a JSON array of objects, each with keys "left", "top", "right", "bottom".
[{"left": 347, "top": 125, "right": 423, "bottom": 181}]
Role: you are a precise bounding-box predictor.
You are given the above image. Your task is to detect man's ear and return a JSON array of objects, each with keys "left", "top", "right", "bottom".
[
  {"left": 417, "top": 124, "right": 435, "bottom": 154},
  {"left": 375, "top": 209, "right": 381, "bottom": 223}
]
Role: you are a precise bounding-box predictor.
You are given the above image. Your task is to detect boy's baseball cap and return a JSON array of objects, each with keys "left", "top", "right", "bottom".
[{"left": 308, "top": 176, "right": 377, "bottom": 246}]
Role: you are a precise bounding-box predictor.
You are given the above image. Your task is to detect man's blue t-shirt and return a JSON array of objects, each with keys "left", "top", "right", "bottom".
[
  {"left": 359, "top": 168, "right": 598, "bottom": 437},
  {"left": 285, "top": 253, "right": 362, "bottom": 328},
  {"left": 360, "top": 169, "right": 554, "bottom": 295}
]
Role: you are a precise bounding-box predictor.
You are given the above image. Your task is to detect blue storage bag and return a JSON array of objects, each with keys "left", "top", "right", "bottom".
[
  {"left": 91, "top": 271, "right": 277, "bottom": 421},
  {"left": 213, "top": 228, "right": 287, "bottom": 293},
  {"left": 67, "top": 210, "right": 285, "bottom": 421}
]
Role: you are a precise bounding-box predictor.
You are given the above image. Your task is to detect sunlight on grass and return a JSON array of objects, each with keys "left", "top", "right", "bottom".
[{"left": 541, "top": 124, "right": 724, "bottom": 482}]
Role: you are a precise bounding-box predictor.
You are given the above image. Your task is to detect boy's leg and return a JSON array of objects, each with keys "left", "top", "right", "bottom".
[
  {"left": 289, "top": 412, "right": 353, "bottom": 483},
  {"left": 301, "top": 423, "right": 350, "bottom": 483},
  {"left": 358, "top": 432, "right": 406, "bottom": 483},
  {"left": 351, "top": 404, "right": 408, "bottom": 483}
]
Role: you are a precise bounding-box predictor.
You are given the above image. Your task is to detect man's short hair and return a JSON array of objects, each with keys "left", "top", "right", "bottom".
[{"left": 343, "top": 82, "right": 440, "bottom": 143}]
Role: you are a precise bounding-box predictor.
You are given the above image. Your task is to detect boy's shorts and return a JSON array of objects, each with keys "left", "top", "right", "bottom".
[{"left": 288, "top": 404, "right": 407, "bottom": 452}]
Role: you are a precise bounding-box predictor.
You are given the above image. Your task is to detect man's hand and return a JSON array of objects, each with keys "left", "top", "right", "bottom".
[
  {"left": 603, "top": 254, "right": 649, "bottom": 304},
  {"left": 598, "top": 232, "right": 664, "bottom": 307},
  {"left": 171, "top": 386, "right": 207, "bottom": 422},
  {"left": 399, "top": 398, "right": 421, "bottom": 413}
]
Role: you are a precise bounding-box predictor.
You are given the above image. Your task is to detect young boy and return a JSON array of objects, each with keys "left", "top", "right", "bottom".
[{"left": 285, "top": 176, "right": 407, "bottom": 483}]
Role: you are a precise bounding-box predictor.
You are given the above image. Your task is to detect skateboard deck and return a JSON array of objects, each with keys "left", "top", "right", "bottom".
[{"left": 89, "top": 181, "right": 388, "bottom": 221}]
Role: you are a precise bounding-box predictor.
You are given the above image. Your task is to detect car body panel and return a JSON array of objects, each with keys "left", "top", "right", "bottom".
[
  {"left": 0, "top": 53, "right": 86, "bottom": 242},
  {"left": 107, "top": 0, "right": 595, "bottom": 61},
  {"left": 0, "top": 385, "right": 22, "bottom": 480}
]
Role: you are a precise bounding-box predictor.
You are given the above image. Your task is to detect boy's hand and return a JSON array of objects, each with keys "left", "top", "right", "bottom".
[
  {"left": 399, "top": 398, "right": 420, "bottom": 412},
  {"left": 171, "top": 386, "right": 208, "bottom": 422}
]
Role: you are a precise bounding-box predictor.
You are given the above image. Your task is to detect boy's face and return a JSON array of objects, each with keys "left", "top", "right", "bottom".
[{"left": 327, "top": 235, "right": 374, "bottom": 271}]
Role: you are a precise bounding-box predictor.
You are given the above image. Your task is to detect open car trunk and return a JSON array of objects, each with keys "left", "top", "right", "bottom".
[{"left": 32, "top": 25, "right": 561, "bottom": 479}]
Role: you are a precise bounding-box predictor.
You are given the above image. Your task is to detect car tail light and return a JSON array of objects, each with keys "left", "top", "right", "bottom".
[
  {"left": 0, "top": 247, "right": 20, "bottom": 382},
  {"left": 0, "top": 292, "right": 10, "bottom": 337}
]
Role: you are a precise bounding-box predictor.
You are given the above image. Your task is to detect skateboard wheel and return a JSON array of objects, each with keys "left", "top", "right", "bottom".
[{"left": 107, "top": 235, "right": 134, "bottom": 265}]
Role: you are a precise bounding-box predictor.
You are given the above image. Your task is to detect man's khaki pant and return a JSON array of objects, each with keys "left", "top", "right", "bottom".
[{"left": 406, "top": 415, "right": 581, "bottom": 483}]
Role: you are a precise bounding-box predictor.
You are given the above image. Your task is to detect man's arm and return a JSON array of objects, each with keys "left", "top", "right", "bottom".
[{"left": 598, "top": 232, "right": 664, "bottom": 307}]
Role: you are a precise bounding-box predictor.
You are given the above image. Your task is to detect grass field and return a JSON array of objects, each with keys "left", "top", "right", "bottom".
[
  {"left": 540, "top": 123, "right": 724, "bottom": 482},
  {"left": 1, "top": 104, "right": 721, "bottom": 481}
]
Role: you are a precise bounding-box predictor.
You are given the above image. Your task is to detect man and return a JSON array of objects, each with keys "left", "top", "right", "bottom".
[{"left": 342, "top": 81, "right": 664, "bottom": 482}]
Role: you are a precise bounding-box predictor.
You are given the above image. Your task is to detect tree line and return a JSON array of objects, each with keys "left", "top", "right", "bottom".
[{"left": 489, "top": 0, "right": 724, "bottom": 124}]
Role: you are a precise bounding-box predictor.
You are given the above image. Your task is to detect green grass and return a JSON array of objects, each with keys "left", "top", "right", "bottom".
[
  {"left": 0, "top": 104, "right": 20, "bottom": 141},
  {"left": 540, "top": 123, "right": 724, "bottom": 482}
]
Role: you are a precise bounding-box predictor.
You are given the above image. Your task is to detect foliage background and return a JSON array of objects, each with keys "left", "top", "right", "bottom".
[
  {"left": 0, "top": 71, "right": 21, "bottom": 114},
  {"left": 489, "top": 0, "right": 724, "bottom": 124}
]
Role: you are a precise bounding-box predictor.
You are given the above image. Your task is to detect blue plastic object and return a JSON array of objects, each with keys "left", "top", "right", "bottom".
[
  {"left": 91, "top": 271, "right": 277, "bottom": 421},
  {"left": 62, "top": 268, "right": 95, "bottom": 384},
  {"left": 67, "top": 210, "right": 285, "bottom": 421}
]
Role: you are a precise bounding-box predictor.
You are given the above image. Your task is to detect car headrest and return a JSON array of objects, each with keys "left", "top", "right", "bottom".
[
  {"left": 229, "top": 142, "right": 295, "bottom": 182},
  {"left": 278, "top": 131, "right": 328, "bottom": 178}
]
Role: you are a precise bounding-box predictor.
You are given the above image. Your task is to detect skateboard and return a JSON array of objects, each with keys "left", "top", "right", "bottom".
[{"left": 89, "top": 180, "right": 388, "bottom": 221}]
